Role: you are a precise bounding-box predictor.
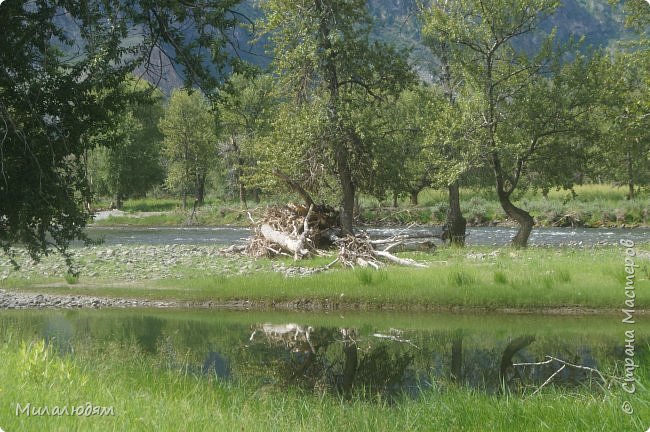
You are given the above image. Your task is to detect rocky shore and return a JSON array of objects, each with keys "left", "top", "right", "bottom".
[
  {"left": 0, "top": 244, "right": 267, "bottom": 283},
  {"left": 0, "top": 289, "right": 180, "bottom": 309}
]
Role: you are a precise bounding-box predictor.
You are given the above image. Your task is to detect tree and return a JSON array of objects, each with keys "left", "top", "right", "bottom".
[
  {"left": 421, "top": 0, "right": 604, "bottom": 247},
  {"left": 591, "top": 12, "right": 650, "bottom": 199},
  {"left": 259, "top": 0, "right": 415, "bottom": 234},
  {"left": 218, "top": 74, "right": 276, "bottom": 207},
  {"left": 0, "top": 0, "right": 249, "bottom": 266},
  {"left": 420, "top": 23, "right": 472, "bottom": 246},
  {"left": 88, "top": 80, "right": 165, "bottom": 208},
  {"left": 159, "top": 89, "right": 218, "bottom": 209},
  {"left": 370, "top": 87, "right": 436, "bottom": 207}
]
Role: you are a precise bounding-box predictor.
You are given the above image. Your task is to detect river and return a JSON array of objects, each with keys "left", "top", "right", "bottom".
[{"left": 83, "top": 225, "right": 650, "bottom": 247}]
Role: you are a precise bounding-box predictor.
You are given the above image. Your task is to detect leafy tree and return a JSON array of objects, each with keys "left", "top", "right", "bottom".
[
  {"left": 421, "top": 0, "right": 605, "bottom": 247},
  {"left": 88, "top": 80, "right": 165, "bottom": 208},
  {"left": 0, "top": 0, "right": 248, "bottom": 266},
  {"left": 591, "top": 51, "right": 649, "bottom": 199},
  {"left": 259, "top": 0, "right": 415, "bottom": 234},
  {"left": 369, "top": 87, "right": 436, "bottom": 207},
  {"left": 159, "top": 90, "right": 218, "bottom": 209},
  {"left": 218, "top": 74, "right": 276, "bottom": 207},
  {"left": 419, "top": 24, "right": 474, "bottom": 245}
]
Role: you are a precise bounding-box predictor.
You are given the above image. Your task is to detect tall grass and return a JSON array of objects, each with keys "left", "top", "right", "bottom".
[
  {"left": 0, "top": 333, "right": 646, "bottom": 431},
  {"left": 359, "top": 184, "right": 650, "bottom": 226}
]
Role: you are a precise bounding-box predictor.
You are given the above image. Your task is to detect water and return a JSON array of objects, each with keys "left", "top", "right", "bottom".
[
  {"left": 83, "top": 225, "right": 650, "bottom": 247},
  {"left": 2, "top": 309, "right": 645, "bottom": 398}
]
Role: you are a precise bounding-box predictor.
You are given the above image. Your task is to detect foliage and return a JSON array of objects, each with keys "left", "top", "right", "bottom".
[
  {"left": 258, "top": 0, "right": 415, "bottom": 232},
  {"left": 218, "top": 73, "right": 277, "bottom": 204},
  {"left": 88, "top": 79, "right": 165, "bottom": 206},
  {"left": 0, "top": 0, "right": 248, "bottom": 266},
  {"left": 159, "top": 90, "right": 219, "bottom": 208},
  {"left": 590, "top": 50, "right": 650, "bottom": 198},
  {"left": 421, "top": 0, "right": 608, "bottom": 246}
]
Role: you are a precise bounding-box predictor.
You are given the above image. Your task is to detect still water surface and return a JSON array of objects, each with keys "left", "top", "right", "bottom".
[{"left": 2, "top": 310, "right": 645, "bottom": 398}]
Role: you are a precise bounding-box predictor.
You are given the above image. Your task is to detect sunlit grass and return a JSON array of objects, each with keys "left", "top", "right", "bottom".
[
  {"left": 90, "top": 184, "right": 650, "bottom": 228},
  {"left": 0, "top": 331, "right": 647, "bottom": 431},
  {"left": 5, "top": 246, "right": 648, "bottom": 311}
]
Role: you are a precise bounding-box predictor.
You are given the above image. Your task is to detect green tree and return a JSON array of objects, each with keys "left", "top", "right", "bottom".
[
  {"left": 218, "top": 74, "right": 276, "bottom": 207},
  {"left": 0, "top": 0, "right": 248, "bottom": 266},
  {"left": 420, "top": 24, "right": 473, "bottom": 246},
  {"left": 421, "top": 0, "right": 604, "bottom": 247},
  {"left": 591, "top": 51, "right": 649, "bottom": 199},
  {"left": 370, "top": 87, "right": 436, "bottom": 207},
  {"left": 159, "top": 90, "right": 218, "bottom": 209},
  {"left": 259, "top": 0, "right": 415, "bottom": 234},
  {"left": 88, "top": 80, "right": 165, "bottom": 208}
]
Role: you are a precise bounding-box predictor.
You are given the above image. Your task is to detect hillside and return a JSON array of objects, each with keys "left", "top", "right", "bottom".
[
  {"left": 237, "top": 0, "right": 631, "bottom": 85},
  {"left": 55, "top": 0, "right": 632, "bottom": 93}
]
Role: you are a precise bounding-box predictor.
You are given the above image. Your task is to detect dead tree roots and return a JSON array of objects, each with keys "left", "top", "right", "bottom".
[{"left": 244, "top": 204, "right": 431, "bottom": 269}]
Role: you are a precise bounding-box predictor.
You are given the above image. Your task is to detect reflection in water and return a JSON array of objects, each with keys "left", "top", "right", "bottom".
[
  {"left": 245, "top": 324, "right": 615, "bottom": 400},
  {"left": 1, "top": 311, "right": 644, "bottom": 402}
]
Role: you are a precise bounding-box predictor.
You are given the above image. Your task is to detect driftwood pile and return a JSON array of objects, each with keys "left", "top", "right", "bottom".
[
  {"left": 246, "top": 204, "right": 431, "bottom": 269},
  {"left": 246, "top": 203, "right": 338, "bottom": 259}
]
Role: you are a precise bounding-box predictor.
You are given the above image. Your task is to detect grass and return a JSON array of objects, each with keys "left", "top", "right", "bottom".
[
  {"left": 0, "top": 327, "right": 647, "bottom": 431},
  {"left": 3, "top": 246, "right": 649, "bottom": 311},
  {"left": 360, "top": 184, "right": 650, "bottom": 227},
  {"left": 92, "top": 184, "right": 650, "bottom": 228},
  {"left": 64, "top": 273, "right": 79, "bottom": 285}
]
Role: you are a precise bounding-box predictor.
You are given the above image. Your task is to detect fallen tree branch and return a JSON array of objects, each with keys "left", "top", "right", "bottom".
[{"left": 374, "top": 250, "right": 428, "bottom": 267}]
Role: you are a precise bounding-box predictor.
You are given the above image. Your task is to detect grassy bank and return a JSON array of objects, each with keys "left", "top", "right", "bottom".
[
  {"left": 0, "top": 331, "right": 647, "bottom": 431},
  {"left": 91, "top": 185, "right": 650, "bottom": 227},
  {"left": 3, "top": 246, "right": 649, "bottom": 311}
]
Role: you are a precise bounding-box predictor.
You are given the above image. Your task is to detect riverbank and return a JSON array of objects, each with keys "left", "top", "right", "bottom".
[
  {"left": 2, "top": 246, "right": 648, "bottom": 311},
  {"left": 90, "top": 185, "right": 650, "bottom": 228}
]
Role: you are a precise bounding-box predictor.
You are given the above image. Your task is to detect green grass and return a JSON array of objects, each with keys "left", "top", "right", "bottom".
[
  {"left": 4, "top": 246, "right": 649, "bottom": 311},
  {"left": 360, "top": 184, "right": 650, "bottom": 226},
  {"left": 90, "top": 184, "right": 650, "bottom": 228},
  {"left": 0, "top": 331, "right": 647, "bottom": 431}
]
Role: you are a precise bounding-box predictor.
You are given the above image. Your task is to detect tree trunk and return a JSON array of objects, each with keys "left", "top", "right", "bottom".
[
  {"left": 239, "top": 181, "right": 247, "bottom": 208},
  {"left": 314, "top": 0, "right": 354, "bottom": 235},
  {"left": 446, "top": 181, "right": 466, "bottom": 246},
  {"left": 182, "top": 189, "right": 187, "bottom": 211},
  {"left": 114, "top": 193, "right": 123, "bottom": 210},
  {"left": 628, "top": 182, "right": 635, "bottom": 201},
  {"left": 195, "top": 174, "right": 205, "bottom": 206},
  {"left": 492, "top": 154, "right": 533, "bottom": 248},
  {"left": 499, "top": 336, "right": 535, "bottom": 389},
  {"left": 333, "top": 150, "right": 355, "bottom": 236},
  {"left": 410, "top": 190, "right": 419, "bottom": 206},
  {"left": 497, "top": 188, "right": 533, "bottom": 248},
  {"left": 627, "top": 148, "right": 634, "bottom": 200},
  {"left": 392, "top": 191, "right": 398, "bottom": 208},
  {"left": 252, "top": 188, "right": 260, "bottom": 204},
  {"left": 341, "top": 335, "right": 357, "bottom": 397}
]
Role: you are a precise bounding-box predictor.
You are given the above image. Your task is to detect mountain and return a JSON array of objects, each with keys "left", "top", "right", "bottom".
[{"left": 55, "top": 0, "right": 633, "bottom": 93}]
